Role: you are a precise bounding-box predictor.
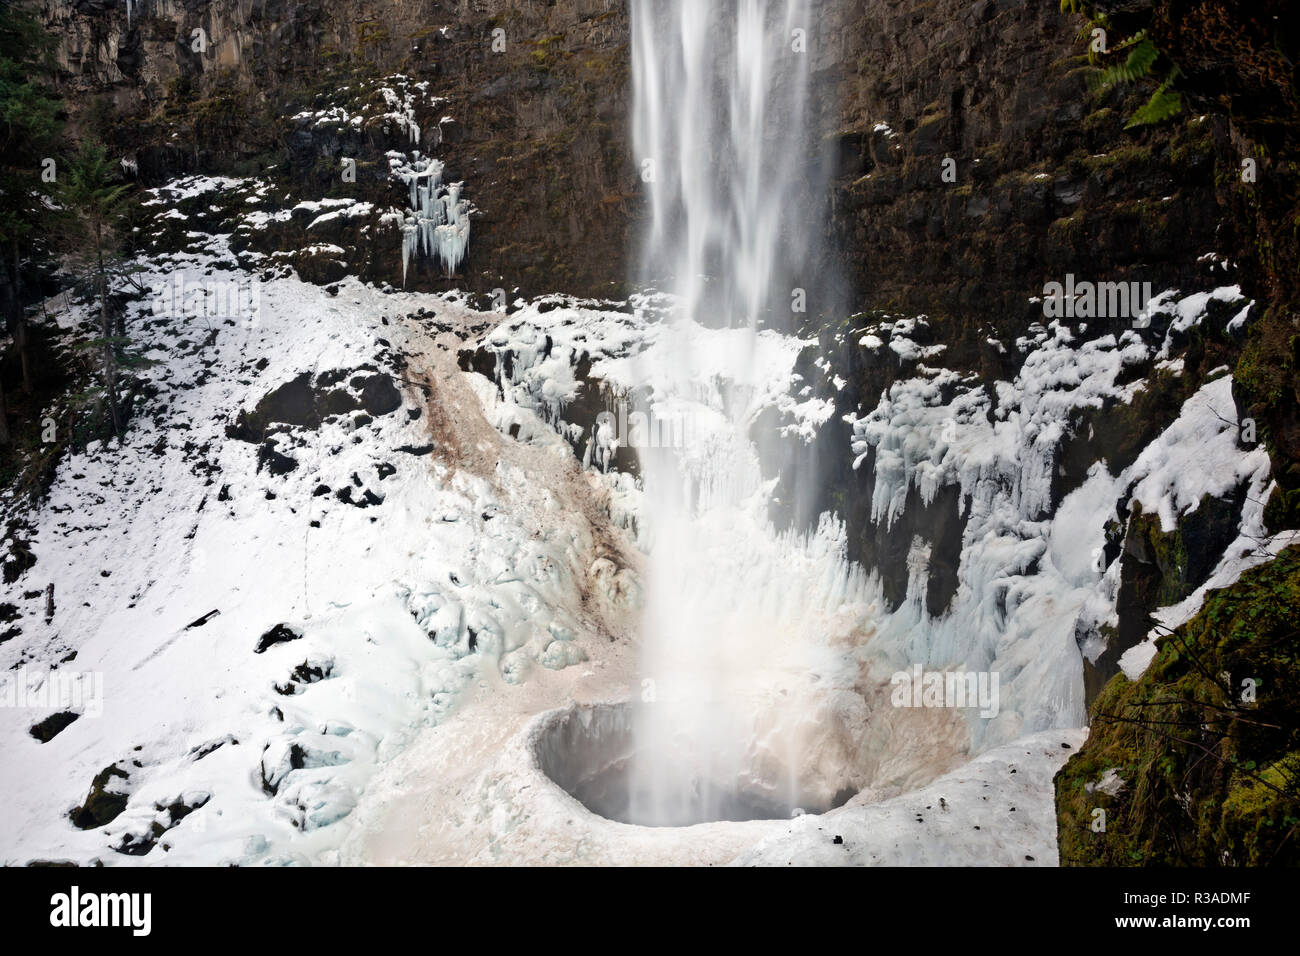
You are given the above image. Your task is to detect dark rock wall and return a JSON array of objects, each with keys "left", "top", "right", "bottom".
[
  {"left": 821, "top": 0, "right": 1236, "bottom": 330},
  {"left": 37, "top": 0, "right": 1247, "bottom": 311},
  {"left": 38, "top": 0, "right": 636, "bottom": 298}
]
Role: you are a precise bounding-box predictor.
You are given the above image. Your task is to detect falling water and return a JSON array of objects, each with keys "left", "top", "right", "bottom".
[
  {"left": 632, "top": 0, "right": 816, "bottom": 331},
  {"left": 625, "top": 0, "right": 852, "bottom": 827}
]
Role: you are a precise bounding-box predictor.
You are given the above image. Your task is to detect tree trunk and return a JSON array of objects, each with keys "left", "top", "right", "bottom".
[
  {"left": 12, "top": 239, "right": 31, "bottom": 395},
  {"left": 95, "top": 232, "right": 121, "bottom": 439},
  {"left": 0, "top": 372, "right": 11, "bottom": 446},
  {"left": 100, "top": 275, "right": 121, "bottom": 438}
]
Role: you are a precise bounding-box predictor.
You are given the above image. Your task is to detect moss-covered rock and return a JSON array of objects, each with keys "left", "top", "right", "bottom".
[
  {"left": 69, "top": 764, "right": 131, "bottom": 830},
  {"left": 1056, "top": 544, "right": 1300, "bottom": 866}
]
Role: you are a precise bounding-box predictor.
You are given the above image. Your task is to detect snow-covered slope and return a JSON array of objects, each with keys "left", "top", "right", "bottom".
[
  {"left": 3, "top": 172, "right": 1291, "bottom": 867},
  {"left": 0, "top": 192, "right": 638, "bottom": 865},
  {"left": 732, "top": 729, "right": 1089, "bottom": 866}
]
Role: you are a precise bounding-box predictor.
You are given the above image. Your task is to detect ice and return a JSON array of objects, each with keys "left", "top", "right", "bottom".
[
  {"left": 0, "top": 204, "right": 629, "bottom": 865},
  {"left": 394, "top": 155, "right": 470, "bottom": 284}
]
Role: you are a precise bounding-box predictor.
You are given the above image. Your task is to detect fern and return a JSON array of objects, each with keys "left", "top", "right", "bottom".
[
  {"left": 1089, "top": 35, "right": 1159, "bottom": 91},
  {"left": 1062, "top": 0, "right": 1184, "bottom": 128},
  {"left": 1126, "top": 70, "right": 1185, "bottom": 128},
  {"left": 1113, "top": 30, "right": 1151, "bottom": 53}
]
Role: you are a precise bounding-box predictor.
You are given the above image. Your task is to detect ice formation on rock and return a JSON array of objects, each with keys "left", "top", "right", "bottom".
[{"left": 392, "top": 154, "right": 470, "bottom": 284}]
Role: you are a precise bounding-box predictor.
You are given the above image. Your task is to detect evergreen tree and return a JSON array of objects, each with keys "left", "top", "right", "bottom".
[
  {"left": 56, "top": 142, "right": 131, "bottom": 438},
  {"left": 0, "top": 0, "right": 62, "bottom": 445}
]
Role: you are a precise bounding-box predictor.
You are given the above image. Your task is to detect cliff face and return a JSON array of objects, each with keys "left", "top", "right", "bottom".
[
  {"left": 822, "top": 0, "right": 1233, "bottom": 324},
  {"left": 39, "top": 0, "right": 635, "bottom": 297},
  {"left": 39, "top": 1, "right": 1251, "bottom": 314}
]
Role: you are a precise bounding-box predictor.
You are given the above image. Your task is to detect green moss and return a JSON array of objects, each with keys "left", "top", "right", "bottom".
[
  {"left": 1079, "top": 143, "right": 1154, "bottom": 171},
  {"left": 1056, "top": 545, "right": 1300, "bottom": 866},
  {"left": 1081, "top": 106, "right": 1118, "bottom": 134},
  {"left": 1169, "top": 133, "right": 1213, "bottom": 169},
  {"left": 1048, "top": 212, "right": 1085, "bottom": 242},
  {"left": 530, "top": 34, "right": 567, "bottom": 70}
]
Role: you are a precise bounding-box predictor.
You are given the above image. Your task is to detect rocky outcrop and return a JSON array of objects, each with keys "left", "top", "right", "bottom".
[
  {"left": 819, "top": 0, "right": 1235, "bottom": 329},
  {"left": 1078, "top": 486, "right": 1249, "bottom": 704},
  {"left": 1056, "top": 544, "right": 1300, "bottom": 866},
  {"left": 41, "top": 0, "right": 635, "bottom": 298}
]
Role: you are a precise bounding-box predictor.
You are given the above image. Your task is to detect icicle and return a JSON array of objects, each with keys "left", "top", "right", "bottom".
[{"left": 394, "top": 153, "right": 471, "bottom": 284}]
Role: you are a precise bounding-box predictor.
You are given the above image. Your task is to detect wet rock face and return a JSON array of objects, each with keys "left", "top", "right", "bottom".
[
  {"left": 834, "top": 454, "right": 968, "bottom": 618},
  {"left": 42, "top": 0, "right": 636, "bottom": 300},
  {"left": 818, "top": 0, "right": 1236, "bottom": 329},
  {"left": 1078, "top": 486, "right": 1250, "bottom": 702}
]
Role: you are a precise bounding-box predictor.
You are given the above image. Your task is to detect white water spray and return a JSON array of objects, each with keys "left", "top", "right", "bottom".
[{"left": 625, "top": 0, "right": 868, "bottom": 827}]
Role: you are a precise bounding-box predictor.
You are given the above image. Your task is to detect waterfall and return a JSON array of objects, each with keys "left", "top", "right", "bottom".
[
  {"left": 626, "top": 0, "right": 855, "bottom": 826},
  {"left": 632, "top": 0, "right": 816, "bottom": 331}
]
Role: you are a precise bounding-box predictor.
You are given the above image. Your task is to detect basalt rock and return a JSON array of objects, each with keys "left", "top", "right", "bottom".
[
  {"left": 69, "top": 764, "right": 131, "bottom": 830},
  {"left": 1057, "top": 544, "right": 1300, "bottom": 866},
  {"left": 29, "top": 711, "right": 80, "bottom": 743},
  {"left": 227, "top": 370, "right": 402, "bottom": 444},
  {"left": 1079, "top": 487, "right": 1250, "bottom": 704},
  {"left": 41, "top": 0, "right": 635, "bottom": 300}
]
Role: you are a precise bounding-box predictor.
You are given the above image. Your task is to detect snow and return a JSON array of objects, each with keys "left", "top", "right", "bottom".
[
  {"left": 1127, "top": 375, "right": 1266, "bottom": 533},
  {"left": 2, "top": 157, "right": 1286, "bottom": 867},
  {"left": 733, "top": 730, "right": 1088, "bottom": 866},
  {"left": 0, "top": 228, "right": 636, "bottom": 864}
]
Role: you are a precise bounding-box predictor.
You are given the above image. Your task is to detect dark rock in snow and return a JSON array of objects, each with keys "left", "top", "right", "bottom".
[
  {"left": 274, "top": 658, "right": 335, "bottom": 695},
  {"left": 0, "top": 602, "right": 20, "bottom": 645},
  {"left": 185, "top": 609, "right": 221, "bottom": 629},
  {"left": 355, "top": 373, "right": 402, "bottom": 416},
  {"left": 255, "top": 623, "right": 303, "bottom": 654},
  {"left": 257, "top": 440, "right": 298, "bottom": 476},
  {"left": 69, "top": 765, "right": 131, "bottom": 830},
  {"left": 29, "top": 711, "right": 80, "bottom": 743},
  {"left": 115, "top": 794, "right": 211, "bottom": 856},
  {"left": 228, "top": 370, "right": 400, "bottom": 445},
  {"left": 190, "top": 736, "right": 238, "bottom": 760}
]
